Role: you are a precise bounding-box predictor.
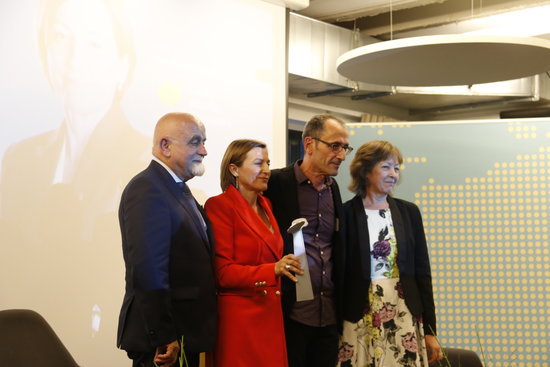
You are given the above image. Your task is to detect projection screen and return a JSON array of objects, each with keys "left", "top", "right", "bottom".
[{"left": 0, "top": 0, "right": 286, "bottom": 365}]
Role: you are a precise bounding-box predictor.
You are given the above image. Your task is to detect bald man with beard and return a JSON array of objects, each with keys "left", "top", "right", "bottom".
[{"left": 117, "top": 113, "right": 217, "bottom": 367}]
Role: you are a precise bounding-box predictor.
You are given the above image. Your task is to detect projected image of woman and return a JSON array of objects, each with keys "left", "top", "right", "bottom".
[
  {"left": 0, "top": 1, "right": 149, "bottom": 363},
  {"left": 1, "top": 0, "right": 147, "bottom": 227},
  {"left": 337, "top": 141, "right": 443, "bottom": 367}
]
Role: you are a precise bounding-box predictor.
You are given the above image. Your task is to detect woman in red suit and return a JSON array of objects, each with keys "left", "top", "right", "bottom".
[{"left": 205, "top": 139, "right": 302, "bottom": 367}]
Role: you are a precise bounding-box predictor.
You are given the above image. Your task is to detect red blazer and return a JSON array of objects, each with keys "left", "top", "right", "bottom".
[{"left": 205, "top": 185, "right": 287, "bottom": 367}]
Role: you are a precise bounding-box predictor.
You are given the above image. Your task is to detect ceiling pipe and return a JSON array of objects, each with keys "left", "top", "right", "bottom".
[
  {"left": 351, "top": 91, "right": 393, "bottom": 100},
  {"left": 409, "top": 96, "right": 538, "bottom": 115},
  {"left": 306, "top": 87, "right": 355, "bottom": 97}
]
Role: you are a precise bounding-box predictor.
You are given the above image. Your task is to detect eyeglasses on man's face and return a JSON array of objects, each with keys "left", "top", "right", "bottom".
[{"left": 312, "top": 137, "right": 354, "bottom": 155}]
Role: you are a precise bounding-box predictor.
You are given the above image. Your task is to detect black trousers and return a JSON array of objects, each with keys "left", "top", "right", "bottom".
[
  {"left": 128, "top": 350, "right": 200, "bottom": 367},
  {"left": 284, "top": 317, "right": 339, "bottom": 367}
]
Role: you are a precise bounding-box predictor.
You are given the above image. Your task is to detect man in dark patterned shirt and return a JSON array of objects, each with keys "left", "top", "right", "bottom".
[{"left": 264, "top": 114, "right": 352, "bottom": 367}]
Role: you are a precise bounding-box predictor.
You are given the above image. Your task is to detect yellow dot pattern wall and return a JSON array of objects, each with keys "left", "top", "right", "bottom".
[{"left": 340, "top": 119, "right": 550, "bottom": 367}]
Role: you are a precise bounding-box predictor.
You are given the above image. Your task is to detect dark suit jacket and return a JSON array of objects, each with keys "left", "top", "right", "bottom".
[
  {"left": 342, "top": 194, "right": 437, "bottom": 335},
  {"left": 263, "top": 163, "right": 346, "bottom": 321},
  {"left": 1, "top": 106, "right": 149, "bottom": 225},
  {"left": 117, "top": 160, "right": 217, "bottom": 354},
  {"left": 0, "top": 107, "right": 150, "bottom": 355}
]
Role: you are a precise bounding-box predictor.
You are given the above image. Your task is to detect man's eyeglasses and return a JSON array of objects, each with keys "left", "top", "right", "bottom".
[{"left": 312, "top": 137, "right": 354, "bottom": 155}]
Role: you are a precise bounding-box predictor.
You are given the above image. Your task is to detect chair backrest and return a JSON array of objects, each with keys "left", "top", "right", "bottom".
[
  {"left": 0, "top": 309, "right": 79, "bottom": 367},
  {"left": 432, "top": 347, "right": 484, "bottom": 367}
]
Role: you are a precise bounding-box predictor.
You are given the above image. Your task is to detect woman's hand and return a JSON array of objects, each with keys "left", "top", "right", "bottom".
[
  {"left": 275, "top": 254, "right": 303, "bottom": 282},
  {"left": 425, "top": 334, "right": 443, "bottom": 363}
]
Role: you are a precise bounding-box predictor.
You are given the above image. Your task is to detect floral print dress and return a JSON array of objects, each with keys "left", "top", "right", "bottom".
[{"left": 337, "top": 208, "right": 429, "bottom": 367}]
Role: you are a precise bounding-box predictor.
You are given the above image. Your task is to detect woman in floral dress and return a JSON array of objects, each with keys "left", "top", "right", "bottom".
[{"left": 337, "top": 141, "right": 443, "bottom": 367}]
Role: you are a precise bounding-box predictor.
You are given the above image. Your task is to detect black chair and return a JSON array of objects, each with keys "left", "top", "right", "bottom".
[
  {"left": 430, "top": 347, "right": 484, "bottom": 367},
  {"left": 0, "top": 309, "right": 79, "bottom": 367}
]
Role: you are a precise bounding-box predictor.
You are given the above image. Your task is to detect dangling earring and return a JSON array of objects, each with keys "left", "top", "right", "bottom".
[{"left": 234, "top": 174, "right": 239, "bottom": 190}]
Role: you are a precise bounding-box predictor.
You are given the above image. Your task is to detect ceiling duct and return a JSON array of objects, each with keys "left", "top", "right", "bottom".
[{"left": 500, "top": 106, "right": 550, "bottom": 118}]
